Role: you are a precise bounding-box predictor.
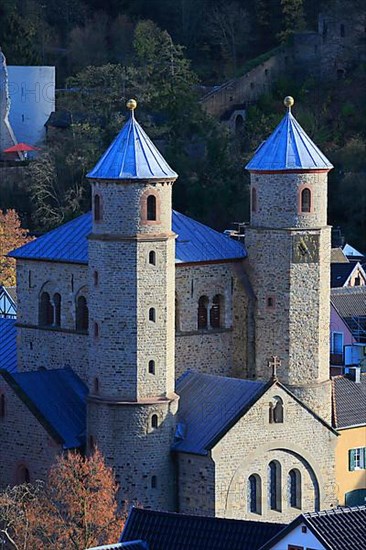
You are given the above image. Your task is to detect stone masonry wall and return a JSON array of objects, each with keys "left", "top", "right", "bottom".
[
  {"left": 0, "top": 379, "right": 61, "bottom": 487},
  {"left": 179, "top": 384, "right": 337, "bottom": 522},
  {"left": 177, "top": 453, "right": 215, "bottom": 516},
  {"left": 175, "top": 262, "right": 247, "bottom": 379},
  {"left": 16, "top": 259, "right": 88, "bottom": 381}
]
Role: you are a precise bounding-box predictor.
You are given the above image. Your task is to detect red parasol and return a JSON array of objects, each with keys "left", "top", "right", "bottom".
[{"left": 3, "top": 142, "right": 40, "bottom": 153}]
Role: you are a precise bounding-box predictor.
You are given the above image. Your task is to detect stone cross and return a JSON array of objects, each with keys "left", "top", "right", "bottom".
[{"left": 268, "top": 355, "right": 281, "bottom": 379}]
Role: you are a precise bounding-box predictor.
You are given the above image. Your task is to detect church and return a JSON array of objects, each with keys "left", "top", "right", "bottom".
[{"left": 0, "top": 96, "right": 339, "bottom": 523}]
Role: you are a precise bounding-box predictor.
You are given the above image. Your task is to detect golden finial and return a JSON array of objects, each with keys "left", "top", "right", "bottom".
[
  {"left": 126, "top": 99, "right": 137, "bottom": 111},
  {"left": 284, "top": 96, "right": 294, "bottom": 111}
]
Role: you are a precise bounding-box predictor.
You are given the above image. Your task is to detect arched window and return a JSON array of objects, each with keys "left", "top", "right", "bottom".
[
  {"left": 251, "top": 187, "right": 257, "bottom": 213},
  {"left": 148, "top": 360, "right": 155, "bottom": 375},
  {"left": 289, "top": 469, "right": 301, "bottom": 509},
  {"left": 149, "top": 308, "right": 156, "bottom": 322},
  {"left": 301, "top": 188, "right": 311, "bottom": 213},
  {"left": 93, "top": 271, "right": 99, "bottom": 286},
  {"left": 198, "top": 296, "right": 209, "bottom": 329},
  {"left": 151, "top": 414, "right": 158, "bottom": 429},
  {"left": 0, "top": 394, "right": 5, "bottom": 418},
  {"left": 210, "top": 294, "right": 223, "bottom": 329},
  {"left": 53, "top": 293, "right": 61, "bottom": 327},
  {"left": 269, "top": 461, "right": 282, "bottom": 511},
  {"left": 76, "top": 296, "right": 89, "bottom": 332},
  {"left": 17, "top": 465, "right": 30, "bottom": 484},
  {"left": 248, "top": 474, "right": 262, "bottom": 514},
  {"left": 149, "top": 251, "right": 156, "bottom": 265},
  {"left": 94, "top": 194, "right": 101, "bottom": 222},
  {"left": 39, "top": 292, "right": 53, "bottom": 326},
  {"left": 273, "top": 396, "right": 284, "bottom": 423},
  {"left": 147, "top": 195, "right": 157, "bottom": 221},
  {"left": 94, "top": 322, "right": 99, "bottom": 338},
  {"left": 93, "top": 377, "right": 99, "bottom": 394},
  {"left": 151, "top": 475, "right": 157, "bottom": 489}
]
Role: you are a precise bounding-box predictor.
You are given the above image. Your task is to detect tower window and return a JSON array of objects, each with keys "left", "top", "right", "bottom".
[
  {"left": 251, "top": 187, "right": 257, "bottom": 213},
  {"left": 94, "top": 194, "right": 101, "bottom": 222},
  {"left": 340, "top": 24, "right": 345, "bottom": 37},
  {"left": 17, "top": 465, "right": 30, "bottom": 484},
  {"left": 149, "top": 308, "right": 156, "bottom": 322},
  {"left": 93, "top": 377, "right": 100, "bottom": 394},
  {"left": 149, "top": 251, "right": 156, "bottom": 265},
  {"left": 147, "top": 195, "right": 157, "bottom": 221},
  {"left": 151, "top": 414, "right": 158, "bottom": 429},
  {"left": 94, "top": 322, "right": 99, "bottom": 338},
  {"left": 39, "top": 292, "right": 53, "bottom": 326},
  {"left": 301, "top": 188, "right": 311, "bottom": 213},
  {"left": 53, "top": 293, "right": 61, "bottom": 327},
  {"left": 289, "top": 469, "right": 302, "bottom": 509},
  {"left": 151, "top": 475, "right": 157, "bottom": 489},
  {"left": 248, "top": 474, "right": 262, "bottom": 514},
  {"left": 93, "top": 271, "right": 99, "bottom": 286},
  {"left": 0, "top": 394, "right": 5, "bottom": 418},
  {"left": 148, "top": 360, "right": 156, "bottom": 375},
  {"left": 267, "top": 296, "right": 275, "bottom": 308},
  {"left": 198, "top": 296, "right": 209, "bottom": 329},
  {"left": 210, "top": 294, "right": 223, "bottom": 329},
  {"left": 269, "top": 460, "right": 282, "bottom": 511},
  {"left": 76, "top": 296, "right": 89, "bottom": 333}
]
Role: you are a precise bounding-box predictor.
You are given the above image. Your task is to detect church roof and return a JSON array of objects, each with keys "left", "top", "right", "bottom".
[
  {"left": 0, "top": 318, "right": 17, "bottom": 373},
  {"left": 86, "top": 108, "right": 177, "bottom": 181},
  {"left": 173, "top": 371, "right": 267, "bottom": 455},
  {"left": 0, "top": 368, "right": 87, "bottom": 449},
  {"left": 245, "top": 108, "right": 333, "bottom": 172},
  {"left": 9, "top": 211, "right": 246, "bottom": 265},
  {"left": 120, "top": 507, "right": 285, "bottom": 550}
]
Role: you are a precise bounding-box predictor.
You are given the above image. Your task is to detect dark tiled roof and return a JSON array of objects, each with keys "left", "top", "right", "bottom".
[
  {"left": 331, "top": 248, "right": 349, "bottom": 263},
  {"left": 121, "top": 508, "right": 285, "bottom": 550},
  {"left": 87, "top": 542, "right": 148, "bottom": 550},
  {"left": 260, "top": 506, "right": 366, "bottom": 550},
  {"left": 331, "top": 287, "right": 366, "bottom": 318},
  {"left": 304, "top": 506, "right": 366, "bottom": 550},
  {"left": 173, "top": 371, "right": 266, "bottom": 455},
  {"left": 9, "top": 211, "right": 246, "bottom": 265},
  {"left": 332, "top": 374, "right": 366, "bottom": 428},
  {"left": 331, "top": 263, "right": 358, "bottom": 287},
  {"left": 0, "top": 318, "right": 17, "bottom": 373},
  {"left": 0, "top": 368, "right": 87, "bottom": 448}
]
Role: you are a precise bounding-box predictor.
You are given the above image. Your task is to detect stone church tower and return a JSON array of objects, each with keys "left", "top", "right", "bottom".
[
  {"left": 245, "top": 97, "right": 333, "bottom": 422},
  {"left": 86, "top": 100, "right": 179, "bottom": 509}
]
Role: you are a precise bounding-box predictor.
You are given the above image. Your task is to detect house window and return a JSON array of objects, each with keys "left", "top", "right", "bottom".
[
  {"left": 39, "top": 292, "right": 53, "bottom": 326},
  {"left": 289, "top": 469, "right": 301, "bottom": 509},
  {"left": 53, "top": 293, "right": 61, "bottom": 327},
  {"left": 248, "top": 474, "right": 262, "bottom": 514},
  {"left": 149, "top": 308, "right": 156, "bottom": 322},
  {"left": 149, "top": 251, "right": 156, "bottom": 265},
  {"left": 147, "top": 195, "right": 157, "bottom": 221},
  {"left": 148, "top": 360, "right": 155, "bottom": 375},
  {"left": 349, "top": 447, "right": 366, "bottom": 470},
  {"left": 210, "top": 294, "right": 223, "bottom": 329},
  {"left": 151, "top": 414, "right": 158, "bottom": 429},
  {"left": 151, "top": 475, "right": 157, "bottom": 489},
  {"left": 332, "top": 332, "right": 343, "bottom": 354},
  {"left": 269, "top": 396, "right": 284, "bottom": 423},
  {"left": 198, "top": 296, "right": 209, "bottom": 329},
  {"left": 269, "top": 460, "right": 282, "bottom": 511},
  {"left": 76, "top": 296, "right": 89, "bottom": 332},
  {"left": 301, "top": 188, "right": 311, "bottom": 213},
  {"left": 94, "top": 194, "right": 101, "bottom": 222},
  {"left": 354, "top": 275, "right": 361, "bottom": 286},
  {"left": 251, "top": 187, "right": 257, "bottom": 213}
]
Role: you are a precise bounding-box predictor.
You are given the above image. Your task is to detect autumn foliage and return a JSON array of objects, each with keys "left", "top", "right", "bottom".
[
  {"left": 0, "top": 449, "right": 123, "bottom": 550},
  {"left": 0, "top": 209, "right": 33, "bottom": 286}
]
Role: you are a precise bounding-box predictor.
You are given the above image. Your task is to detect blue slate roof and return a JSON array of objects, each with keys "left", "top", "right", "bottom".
[
  {"left": 121, "top": 507, "right": 285, "bottom": 550},
  {"left": 10, "top": 211, "right": 246, "bottom": 265},
  {"left": 0, "top": 318, "right": 17, "bottom": 373},
  {"left": 87, "top": 110, "right": 177, "bottom": 180},
  {"left": 173, "top": 371, "right": 267, "bottom": 455},
  {"left": 246, "top": 110, "right": 333, "bottom": 171},
  {"left": 0, "top": 368, "right": 87, "bottom": 448}
]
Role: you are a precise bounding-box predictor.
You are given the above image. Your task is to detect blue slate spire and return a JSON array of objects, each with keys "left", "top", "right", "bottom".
[
  {"left": 87, "top": 100, "right": 178, "bottom": 180},
  {"left": 245, "top": 97, "right": 333, "bottom": 171}
]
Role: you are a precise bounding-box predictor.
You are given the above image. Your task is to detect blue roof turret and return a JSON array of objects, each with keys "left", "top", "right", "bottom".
[
  {"left": 245, "top": 96, "right": 333, "bottom": 172},
  {"left": 87, "top": 99, "right": 178, "bottom": 181}
]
